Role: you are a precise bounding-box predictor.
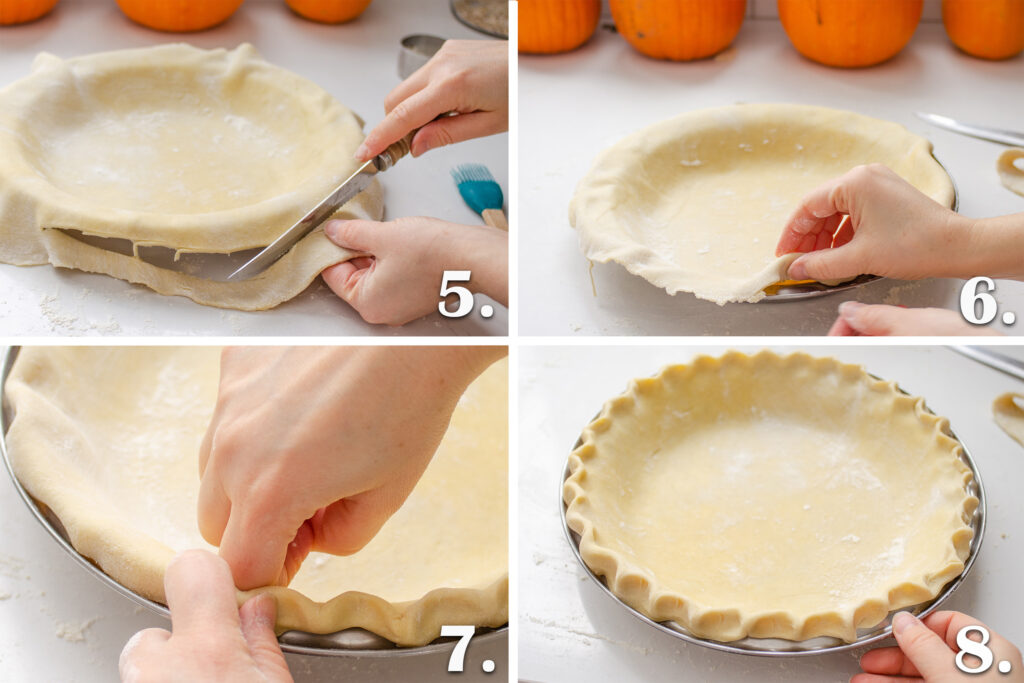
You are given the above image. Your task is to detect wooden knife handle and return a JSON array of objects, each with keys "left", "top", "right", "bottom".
[{"left": 374, "top": 132, "right": 415, "bottom": 171}]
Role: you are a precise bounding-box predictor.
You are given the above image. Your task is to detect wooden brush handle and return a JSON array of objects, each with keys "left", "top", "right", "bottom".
[{"left": 482, "top": 208, "right": 508, "bottom": 231}]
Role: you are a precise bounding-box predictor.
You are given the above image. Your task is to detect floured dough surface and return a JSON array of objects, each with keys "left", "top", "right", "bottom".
[
  {"left": 993, "top": 392, "right": 1024, "bottom": 446},
  {"left": 563, "top": 351, "right": 976, "bottom": 642},
  {"left": 569, "top": 104, "right": 956, "bottom": 304},
  {"left": 0, "top": 44, "right": 384, "bottom": 310},
  {"left": 998, "top": 148, "right": 1024, "bottom": 197},
  {"left": 4, "top": 347, "right": 508, "bottom": 645}
]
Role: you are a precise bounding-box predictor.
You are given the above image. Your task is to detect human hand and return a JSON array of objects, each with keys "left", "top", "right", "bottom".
[
  {"left": 356, "top": 39, "right": 508, "bottom": 160},
  {"left": 776, "top": 164, "right": 969, "bottom": 282},
  {"left": 197, "top": 346, "right": 505, "bottom": 590},
  {"left": 828, "top": 302, "right": 1003, "bottom": 336},
  {"left": 119, "top": 550, "right": 290, "bottom": 683},
  {"left": 851, "top": 611, "right": 1023, "bottom": 682},
  {"left": 321, "top": 217, "right": 507, "bottom": 326}
]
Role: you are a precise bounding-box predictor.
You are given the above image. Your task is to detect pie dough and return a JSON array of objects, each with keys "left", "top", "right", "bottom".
[
  {"left": 998, "top": 149, "right": 1024, "bottom": 197},
  {"left": 4, "top": 347, "right": 508, "bottom": 646},
  {"left": 563, "top": 351, "right": 976, "bottom": 642},
  {"left": 993, "top": 392, "right": 1024, "bottom": 446},
  {"left": 0, "top": 44, "right": 384, "bottom": 311},
  {"left": 569, "top": 104, "right": 956, "bottom": 305}
]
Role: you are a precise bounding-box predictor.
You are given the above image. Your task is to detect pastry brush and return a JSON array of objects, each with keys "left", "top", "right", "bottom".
[{"left": 451, "top": 163, "right": 508, "bottom": 231}]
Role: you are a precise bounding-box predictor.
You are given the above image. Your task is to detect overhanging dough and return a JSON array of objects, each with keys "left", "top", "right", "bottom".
[
  {"left": 4, "top": 347, "right": 508, "bottom": 646},
  {"left": 0, "top": 44, "right": 384, "bottom": 311},
  {"left": 563, "top": 351, "right": 976, "bottom": 642},
  {"left": 993, "top": 392, "right": 1024, "bottom": 446},
  {"left": 569, "top": 104, "right": 956, "bottom": 304}
]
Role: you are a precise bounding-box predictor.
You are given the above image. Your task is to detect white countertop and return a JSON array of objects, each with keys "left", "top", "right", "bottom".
[
  {"left": 0, "top": 0, "right": 508, "bottom": 337},
  {"left": 519, "top": 344, "right": 1024, "bottom": 682},
  {"left": 519, "top": 19, "right": 1024, "bottom": 336}
]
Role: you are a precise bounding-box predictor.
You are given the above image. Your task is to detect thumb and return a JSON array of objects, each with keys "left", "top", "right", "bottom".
[
  {"left": 323, "top": 219, "right": 382, "bottom": 253},
  {"left": 238, "top": 594, "right": 290, "bottom": 681},
  {"left": 788, "top": 244, "right": 864, "bottom": 282},
  {"left": 891, "top": 611, "right": 958, "bottom": 681}
]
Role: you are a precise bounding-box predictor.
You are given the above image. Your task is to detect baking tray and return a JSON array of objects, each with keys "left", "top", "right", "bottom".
[
  {"left": 559, "top": 370, "right": 986, "bottom": 657},
  {"left": 760, "top": 153, "right": 960, "bottom": 301},
  {"left": 0, "top": 346, "right": 507, "bottom": 658}
]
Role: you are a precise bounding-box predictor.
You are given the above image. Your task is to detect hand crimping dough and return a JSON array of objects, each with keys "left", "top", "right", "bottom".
[
  {"left": 569, "top": 104, "right": 956, "bottom": 304},
  {"left": 0, "top": 44, "right": 383, "bottom": 311},
  {"left": 993, "top": 392, "right": 1024, "bottom": 446},
  {"left": 998, "top": 149, "right": 1024, "bottom": 197},
  {"left": 563, "top": 351, "right": 976, "bottom": 642},
  {"left": 4, "top": 347, "right": 508, "bottom": 646}
]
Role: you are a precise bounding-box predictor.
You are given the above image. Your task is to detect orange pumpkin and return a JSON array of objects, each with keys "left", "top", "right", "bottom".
[
  {"left": 519, "top": 0, "right": 601, "bottom": 54},
  {"left": 116, "top": 0, "right": 245, "bottom": 32},
  {"left": 610, "top": 0, "right": 746, "bottom": 61},
  {"left": 943, "top": 0, "right": 1024, "bottom": 60},
  {"left": 286, "top": 0, "right": 372, "bottom": 24},
  {"left": 0, "top": 0, "right": 58, "bottom": 25},
  {"left": 778, "top": 0, "right": 924, "bottom": 68}
]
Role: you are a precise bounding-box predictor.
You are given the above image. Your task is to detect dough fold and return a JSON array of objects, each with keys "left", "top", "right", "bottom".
[
  {"left": 569, "top": 104, "right": 956, "bottom": 304},
  {"left": 5, "top": 347, "right": 508, "bottom": 646},
  {"left": 0, "top": 43, "right": 384, "bottom": 310},
  {"left": 998, "top": 148, "right": 1024, "bottom": 198}
]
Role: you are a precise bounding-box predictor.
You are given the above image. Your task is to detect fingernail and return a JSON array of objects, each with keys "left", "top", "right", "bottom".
[
  {"left": 788, "top": 259, "right": 807, "bottom": 280},
  {"left": 839, "top": 301, "right": 865, "bottom": 320},
  {"left": 892, "top": 611, "right": 918, "bottom": 634},
  {"left": 354, "top": 142, "right": 370, "bottom": 160},
  {"left": 244, "top": 593, "right": 276, "bottom": 628},
  {"left": 324, "top": 220, "right": 345, "bottom": 240}
]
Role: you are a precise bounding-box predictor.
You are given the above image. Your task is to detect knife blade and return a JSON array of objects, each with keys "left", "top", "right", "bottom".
[
  {"left": 915, "top": 112, "right": 1024, "bottom": 148},
  {"left": 226, "top": 133, "right": 413, "bottom": 282}
]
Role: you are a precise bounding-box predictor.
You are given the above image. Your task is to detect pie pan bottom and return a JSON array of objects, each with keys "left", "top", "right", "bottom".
[{"left": 559, "top": 363, "right": 985, "bottom": 656}]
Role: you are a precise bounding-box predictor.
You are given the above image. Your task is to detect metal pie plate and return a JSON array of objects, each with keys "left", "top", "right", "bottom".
[
  {"left": 559, "top": 374, "right": 986, "bottom": 657},
  {"left": 0, "top": 346, "right": 506, "bottom": 657},
  {"left": 759, "top": 153, "right": 959, "bottom": 302}
]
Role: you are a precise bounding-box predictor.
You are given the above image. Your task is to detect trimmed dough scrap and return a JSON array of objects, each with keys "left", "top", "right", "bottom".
[
  {"left": 993, "top": 392, "right": 1024, "bottom": 446},
  {"left": 0, "top": 43, "right": 383, "bottom": 311},
  {"left": 998, "top": 149, "right": 1024, "bottom": 198},
  {"left": 4, "top": 347, "right": 508, "bottom": 646},
  {"left": 569, "top": 103, "right": 956, "bottom": 305},
  {"left": 563, "top": 351, "right": 976, "bottom": 642}
]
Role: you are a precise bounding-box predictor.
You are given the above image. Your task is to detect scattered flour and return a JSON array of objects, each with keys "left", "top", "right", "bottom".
[{"left": 54, "top": 617, "right": 97, "bottom": 643}]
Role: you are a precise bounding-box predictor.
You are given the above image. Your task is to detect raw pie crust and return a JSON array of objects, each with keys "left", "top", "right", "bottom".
[
  {"left": 4, "top": 347, "right": 508, "bottom": 646},
  {"left": 0, "top": 44, "right": 383, "bottom": 311},
  {"left": 563, "top": 351, "right": 976, "bottom": 642},
  {"left": 569, "top": 104, "right": 956, "bottom": 305}
]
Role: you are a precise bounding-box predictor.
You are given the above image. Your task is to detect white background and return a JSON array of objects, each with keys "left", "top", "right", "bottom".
[
  {"left": 519, "top": 15, "right": 1024, "bottom": 336},
  {"left": 519, "top": 344, "right": 1024, "bottom": 682},
  {"left": 0, "top": 0, "right": 509, "bottom": 336}
]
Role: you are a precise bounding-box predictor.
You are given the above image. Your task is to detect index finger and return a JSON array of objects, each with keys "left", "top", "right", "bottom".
[
  {"left": 164, "top": 549, "right": 242, "bottom": 635},
  {"left": 359, "top": 86, "right": 450, "bottom": 160},
  {"left": 775, "top": 175, "right": 850, "bottom": 253}
]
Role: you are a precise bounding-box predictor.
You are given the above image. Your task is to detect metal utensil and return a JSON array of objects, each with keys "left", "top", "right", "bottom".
[
  {"left": 226, "top": 135, "right": 413, "bottom": 282},
  {"left": 916, "top": 112, "right": 1024, "bottom": 148},
  {"left": 0, "top": 346, "right": 506, "bottom": 656},
  {"left": 559, "top": 374, "right": 986, "bottom": 657},
  {"left": 952, "top": 346, "right": 1024, "bottom": 382}
]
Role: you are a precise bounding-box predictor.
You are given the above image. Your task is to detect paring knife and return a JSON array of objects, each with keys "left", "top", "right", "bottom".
[
  {"left": 226, "top": 133, "right": 414, "bottom": 282},
  {"left": 951, "top": 346, "right": 1024, "bottom": 382},
  {"left": 915, "top": 112, "right": 1024, "bottom": 148}
]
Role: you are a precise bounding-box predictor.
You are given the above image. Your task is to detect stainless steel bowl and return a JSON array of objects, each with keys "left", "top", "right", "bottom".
[
  {"left": 0, "top": 346, "right": 507, "bottom": 657},
  {"left": 559, "top": 369, "right": 986, "bottom": 657}
]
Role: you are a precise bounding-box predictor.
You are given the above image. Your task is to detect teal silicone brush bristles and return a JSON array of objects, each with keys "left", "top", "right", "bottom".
[{"left": 451, "top": 163, "right": 504, "bottom": 215}]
